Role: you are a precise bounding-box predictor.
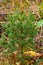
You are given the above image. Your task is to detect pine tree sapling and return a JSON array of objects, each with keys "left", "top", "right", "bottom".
[{"left": 0, "top": 10, "right": 38, "bottom": 64}]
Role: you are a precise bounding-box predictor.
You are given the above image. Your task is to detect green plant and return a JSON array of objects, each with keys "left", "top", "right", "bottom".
[
  {"left": 0, "top": 10, "right": 43, "bottom": 65},
  {"left": 36, "top": 19, "right": 43, "bottom": 28}
]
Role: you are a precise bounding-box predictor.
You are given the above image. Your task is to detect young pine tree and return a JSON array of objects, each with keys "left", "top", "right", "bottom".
[{"left": 0, "top": 10, "right": 38, "bottom": 65}]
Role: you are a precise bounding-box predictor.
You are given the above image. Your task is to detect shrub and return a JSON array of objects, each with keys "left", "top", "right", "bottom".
[{"left": 0, "top": 10, "right": 43, "bottom": 65}]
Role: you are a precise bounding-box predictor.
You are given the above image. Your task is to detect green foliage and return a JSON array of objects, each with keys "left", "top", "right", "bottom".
[
  {"left": 0, "top": 10, "right": 39, "bottom": 64},
  {"left": 36, "top": 20, "right": 43, "bottom": 28}
]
